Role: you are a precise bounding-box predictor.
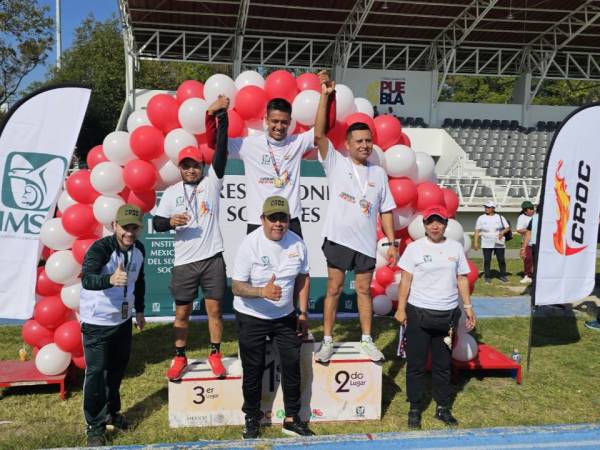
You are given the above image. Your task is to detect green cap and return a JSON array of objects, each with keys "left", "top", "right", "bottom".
[
  {"left": 115, "top": 204, "right": 142, "bottom": 226},
  {"left": 521, "top": 201, "right": 534, "bottom": 210},
  {"left": 262, "top": 196, "right": 290, "bottom": 217}
]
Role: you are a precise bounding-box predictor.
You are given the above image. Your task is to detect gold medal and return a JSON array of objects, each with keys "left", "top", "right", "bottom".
[{"left": 273, "top": 177, "right": 283, "bottom": 188}]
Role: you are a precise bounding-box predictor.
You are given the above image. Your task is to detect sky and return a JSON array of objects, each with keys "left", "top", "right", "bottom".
[{"left": 21, "top": 0, "right": 119, "bottom": 93}]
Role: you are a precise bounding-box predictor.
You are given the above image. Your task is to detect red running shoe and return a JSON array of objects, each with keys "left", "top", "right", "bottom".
[
  {"left": 166, "top": 356, "right": 188, "bottom": 381},
  {"left": 208, "top": 352, "right": 227, "bottom": 378}
]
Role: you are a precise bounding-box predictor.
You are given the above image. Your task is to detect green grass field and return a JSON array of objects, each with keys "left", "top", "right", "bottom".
[{"left": 1, "top": 314, "right": 600, "bottom": 449}]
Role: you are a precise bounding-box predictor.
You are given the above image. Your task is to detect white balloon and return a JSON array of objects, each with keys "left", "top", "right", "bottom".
[
  {"left": 408, "top": 214, "right": 426, "bottom": 240},
  {"left": 335, "top": 84, "right": 357, "bottom": 122},
  {"left": 463, "top": 232, "right": 472, "bottom": 253},
  {"left": 354, "top": 97, "right": 374, "bottom": 117},
  {"left": 414, "top": 152, "right": 436, "bottom": 184},
  {"left": 204, "top": 74, "right": 237, "bottom": 110},
  {"left": 164, "top": 128, "right": 197, "bottom": 162},
  {"left": 375, "top": 252, "right": 387, "bottom": 269},
  {"left": 103, "top": 131, "right": 134, "bottom": 166},
  {"left": 61, "top": 282, "right": 82, "bottom": 310},
  {"left": 235, "top": 70, "right": 265, "bottom": 89},
  {"left": 90, "top": 162, "right": 125, "bottom": 195},
  {"left": 40, "top": 218, "right": 76, "bottom": 251},
  {"left": 384, "top": 145, "right": 417, "bottom": 178},
  {"left": 178, "top": 98, "right": 208, "bottom": 135},
  {"left": 102, "top": 226, "right": 114, "bottom": 237},
  {"left": 45, "top": 250, "right": 81, "bottom": 284},
  {"left": 93, "top": 195, "right": 125, "bottom": 225},
  {"left": 57, "top": 190, "right": 77, "bottom": 213},
  {"left": 444, "top": 218, "right": 464, "bottom": 242},
  {"left": 385, "top": 282, "right": 399, "bottom": 302},
  {"left": 127, "top": 109, "right": 151, "bottom": 132},
  {"left": 156, "top": 159, "right": 181, "bottom": 190},
  {"left": 367, "top": 144, "right": 386, "bottom": 170},
  {"left": 373, "top": 295, "right": 393, "bottom": 315},
  {"left": 35, "top": 343, "right": 72, "bottom": 376},
  {"left": 292, "top": 90, "right": 320, "bottom": 126},
  {"left": 392, "top": 206, "right": 414, "bottom": 231},
  {"left": 152, "top": 153, "right": 170, "bottom": 169},
  {"left": 452, "top": 333, "right": 479, "bottom": 361}
]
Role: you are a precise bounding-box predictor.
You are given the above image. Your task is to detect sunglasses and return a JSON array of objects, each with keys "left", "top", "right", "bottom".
[{"left": 266, "top": 213, "right": 289, "bottom": 223}]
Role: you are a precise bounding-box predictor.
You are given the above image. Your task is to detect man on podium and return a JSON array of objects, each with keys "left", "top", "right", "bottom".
[{"left": 231, "top": 196, "right": 313, "bottom": 439}]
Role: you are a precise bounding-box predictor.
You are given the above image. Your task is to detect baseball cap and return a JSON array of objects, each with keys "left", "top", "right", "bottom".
[
  {"left": 521, "top": 200, "right": 534, "bottom": 209},
  {"left": 178, "top": 146, "right": 203, "bottom": 165},
  {"left": 484, "top": 201, "right": 496, "bottom": 208},
  {"left": 116, "top": 204, "right": 142, "bottom": 227},
  {"left": 422, "top": 205, "right": 449, "bottom": 221},
  {"left": 262, "top": 196, "right": 290, "bottom": 216}
]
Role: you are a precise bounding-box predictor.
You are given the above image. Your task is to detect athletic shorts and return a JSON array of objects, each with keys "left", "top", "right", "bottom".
[
  {"left": 321, "top": 239, "right": 375, "bottom": 274},
  {"left": 170, "top": 253, "right": 227, "bottom": 304},
  {"left": 247, "top": 217, "right": 303, "bottom": 238}
]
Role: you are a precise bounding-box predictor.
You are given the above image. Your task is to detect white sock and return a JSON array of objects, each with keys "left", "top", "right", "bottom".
[
  {"left": 323, "top": 335, "right": 333, "bottom": 344},
  {"left": 361, "top": 334, "right": 372, "bottom": 343}
]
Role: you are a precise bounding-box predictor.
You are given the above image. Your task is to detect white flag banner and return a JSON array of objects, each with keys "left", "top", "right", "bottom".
[
  {"left": 0, "top": 86, "right": 91, "bottom": 319},
  {"left": 534, "top": 104, "right": 600, "bottom": 305}
]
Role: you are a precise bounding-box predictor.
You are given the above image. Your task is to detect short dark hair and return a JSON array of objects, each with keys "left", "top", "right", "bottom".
[
  {"left": 267, "top": 98, "right": 292, "bottom": 116},
  {"left": 346, "top": 122, "right": 372, "bottom": 140}
]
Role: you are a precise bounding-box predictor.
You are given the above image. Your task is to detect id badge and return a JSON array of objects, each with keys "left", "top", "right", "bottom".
[{"left": 121, "top": 301, "right": 129, "bottom": 320}]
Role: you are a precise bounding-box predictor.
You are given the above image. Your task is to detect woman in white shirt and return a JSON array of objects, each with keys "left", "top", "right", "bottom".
[{"left": 395, "top": 205, "right": 476, "bottom": 430}]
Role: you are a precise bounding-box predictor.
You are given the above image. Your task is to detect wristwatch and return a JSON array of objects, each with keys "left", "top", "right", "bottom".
[{"left": 297, "top": 309, "right": 308, "bottom": 316}]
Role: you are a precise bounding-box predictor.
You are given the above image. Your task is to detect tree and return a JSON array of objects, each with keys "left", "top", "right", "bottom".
[{"left": 0, "top": 0, "right": 53, "bottom": 107}]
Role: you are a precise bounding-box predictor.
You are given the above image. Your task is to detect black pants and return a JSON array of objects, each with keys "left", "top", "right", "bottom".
[
  {"left": 482, "top": 247, "right": 506, "bottom": 279},
  {"left": 82, "top": 319, "right": 132, "bottom": 437},
  {"left": 235, "top": 311, "right": 302, "bottom": 420},
  {"left": 247, "top": 217, "right": 303, "bottom": 238},
  {"left": 405, "top": 304, "right": 453, "bottom": 409}
]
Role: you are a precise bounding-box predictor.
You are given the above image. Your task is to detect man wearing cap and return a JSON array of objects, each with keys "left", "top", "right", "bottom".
[
  {"left": 152, "top": 96, "right": 230, "bottom": 381},
  {"left": 473, "top": 202, "right": 511, "bottom": 283},
  {"left": 516, "top": 201, "right": 535, "bottom": 284},
  {"left": 80, "top": 204, "right": 146, "bottom": 446},
  {"left": 231, "top": 195, "right": 313, "bottom": 439}
]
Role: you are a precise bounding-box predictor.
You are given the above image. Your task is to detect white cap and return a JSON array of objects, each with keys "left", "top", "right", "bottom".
[{"left": 484, "top": 201, "right": 496, "bottom": 208}]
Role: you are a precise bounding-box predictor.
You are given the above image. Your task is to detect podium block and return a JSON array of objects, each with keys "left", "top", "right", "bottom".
[{"left": 168, "top": 342, "right": 382, "bottom": 428}]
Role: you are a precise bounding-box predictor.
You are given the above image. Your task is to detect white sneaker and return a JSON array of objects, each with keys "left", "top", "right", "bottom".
[
  {"left": 315, "top": 341, "right": 335, "bottom": 363},
  {"left": 520, "top": 276, "right": 532, "bottom": 284},
  {"left": 360, "top": 339, "right": 385, "bottom": 362}
]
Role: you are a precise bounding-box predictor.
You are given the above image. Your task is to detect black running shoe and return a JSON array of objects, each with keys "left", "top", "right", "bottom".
[{"left": 282, "top": 416, "right": 315, "bottom": 437}]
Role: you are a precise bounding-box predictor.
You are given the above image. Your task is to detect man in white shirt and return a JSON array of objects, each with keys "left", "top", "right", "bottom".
[
  {"left": 231, "top": 196, "right": 313, "bottom": 439},
  {"left": 153, "top": 97, "right": 229, "bottom": 381},
  {"left": 516, "top": 201, "right": 534, "bottom": 284},
  {"left": 473, "top": 201, "right": 511, "bottom": 283},
  {"left": 312, "top": 74, "right": 398, "bottom": 363}
]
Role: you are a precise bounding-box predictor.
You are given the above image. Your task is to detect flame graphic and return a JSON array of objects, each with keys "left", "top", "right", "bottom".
[{"left": 552, "top": 160, "right": 587, "bottom": 256}]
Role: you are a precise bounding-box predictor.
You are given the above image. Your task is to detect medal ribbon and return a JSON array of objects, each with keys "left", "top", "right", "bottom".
[
  {"left": 266, "top": 138, "right": 283, "bottom": 183},
  {"left": 183, "top": 183, "right": 199, "bottom": 224},
  {"left": 350, "top": 160, "right": 370, "bottom": 200}
]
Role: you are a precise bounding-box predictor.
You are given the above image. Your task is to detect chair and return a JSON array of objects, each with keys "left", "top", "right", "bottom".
[
  {"left": 510, "top": 120, "right": 520, "bottom": 130},
  {"left": 472, "top": 119, "right": 482, "bottom": 128},
  {"left": 443, "top": 118, "right": 453, "bottom": 128},
  {"left": 452, "top": 118, "right": 462, "bottom": 128},
  {"left": 481, "top": 119, "right": 491, "bottom": 128},
  {"left": 491, "top": 119, "right": 501, "bottom": 129},
  {"left": 536, "top": 121, "right": 546, "bottom": 131},
  {"left": 415, "top": 117, "right": 426, "bottom": 128},
  {"left": 462, "top": 118, "right": 472, "bottom": 128},
  {"left": 500, "top": 120, "right": 510, "bottom": 130},
  {"left": 406, "top": 117, "right": 415, "bottom": 127}
]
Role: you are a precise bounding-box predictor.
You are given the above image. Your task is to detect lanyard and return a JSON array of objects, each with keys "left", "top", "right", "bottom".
[
  {"left": 349, "top": 160, "right": 370, "bottom": 199},
  {"left": 119, "top": 247, "right": 133, "bottom": 300},
  {"left": 183, "top": 183, "right": 199, "bottom": 223},
  {"left": 266, "top": 138, "right": 283, "bottom": 179}
]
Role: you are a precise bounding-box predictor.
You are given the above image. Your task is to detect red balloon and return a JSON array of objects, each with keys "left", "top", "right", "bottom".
[
  {"left": 40, "top": 246, "right": 53, "bottom": 261},
  {"left": 296, "top": 73, "right": 320, "bottom": 91},
  {"left": 196, "top": 133, "right": 207, "bottom": 146},
  {"left": 370, "top": 280, "right": 386, "bottom": 298},
  {"left": 130, "top": 125, "right": 165, "bottom": 161},
  {"left": 200, "top": 144, "right": 215, "bottom": 165},
  {"left": 72, "top": 354, "right": 86, "bottom": 370},
  {"left": 415, "top": 182, "right": 444, "bottom": 212},
  {"left": 326, "top": 121, "right": 346, "bottom": 149},
  {"left": 389, "top": 177, "right": 417, "bottom": 208},
  {"left": 123, "top": 159, "right": 157, "bottom": 192},
  {"left": 54, "top": 320, "right": 83, "bottom": 354},
  {"left": 466, "top": 259, "right": 479, "bottom": 286},
  {"left": 228, "top": 110, "right": 245, "bottom": 138},
  {"left": 34, "top": 296, "right": 70, "bottom": 330},
  {"left": 375, "top": 266, "right": 395, "bottom": 288},
  {"left": 62, "top": 203, "right": 99, "bottom": 238},
  {"left": 36, "top": 267, "right": 62, "bottom": 296},
  {"left": 65, "top": 170, "right": 100, "bottom": 205},
  {"left": 442, "top": 188, "right": 459, "bottom": 217},
  {"left": 147, "top": 93, "right": 180, "bottom": 134},
  {"left": 374, "top": 114, "right": 402, "bottom": 150},
  {"left": 398, "top": 132, "right": 411, "bottom": 147},
  {"left": 72, "top": 238, "right": 96, "bottom": 265},
  {"left": 264, "top": 70, "right": 298, "bottom": 103},
  {"left": 235, "top": 86, "right": 267, "bottom": 121},
  {"left": 118, "top": 186, "right": 131, "bottom": 202},
  {"left": 127, "top": 189, "right": 156, "bottom": 213},
  {"left": 176, "top": 80, "right": 204, "bottom": 103},
  {"left": 86, "top": 145, "right": 108, "bottom": 169},
  {"left": 22, "top": 319, "right": 54, "bottom": 348},
  {"left": 344, "top": 112, "right": 377, "bottom": 140}
]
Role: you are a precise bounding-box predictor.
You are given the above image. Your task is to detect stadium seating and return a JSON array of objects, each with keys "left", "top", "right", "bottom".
[{"left": 399, "top": 116, "right": 428, "bottom": 128}]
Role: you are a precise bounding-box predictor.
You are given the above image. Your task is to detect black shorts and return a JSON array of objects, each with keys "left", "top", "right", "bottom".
[
  {"left": 322, "top": 239, "right": 376, "bottom": 274},
  {"left": 170, "top": 253, "right": 227, "bottom": 304},
  {"left": 247, "top": 217, "right": 303, "bottom": 238}
]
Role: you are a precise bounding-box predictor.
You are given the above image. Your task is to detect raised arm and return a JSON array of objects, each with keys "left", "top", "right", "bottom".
[
  {"left": 209, "top": 96, "right": 230, "bottom": 178},
  {"left": 314, "top": 70, "right": 335, "bottom": 160}
]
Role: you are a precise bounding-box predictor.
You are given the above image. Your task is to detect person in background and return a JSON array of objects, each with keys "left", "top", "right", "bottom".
[
  {"left": 373, "top": 105, "right": 380, "bottom": 117},
  {"left": 516, "top": 201, "right": 535, "bottom": 284},
  {"left": 473, "top": 201, "right": 510, "bottom": 283}
]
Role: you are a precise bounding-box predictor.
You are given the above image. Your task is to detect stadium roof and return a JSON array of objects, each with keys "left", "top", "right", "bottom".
[{"left": 119, "top": 0, "right": 600, "bottom": 83}]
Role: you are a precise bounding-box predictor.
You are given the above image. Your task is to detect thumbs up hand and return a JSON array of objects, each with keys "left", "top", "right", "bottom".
[
  {"left": 110, "top": 262, "right": 128, "bottom": 287},
  {"left": 261, "top": 274, "right": 282, "bottom": 301}
]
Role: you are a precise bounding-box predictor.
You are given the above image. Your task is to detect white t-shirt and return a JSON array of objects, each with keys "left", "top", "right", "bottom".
[
  {"left": 516, "top": 213, "right": 532, "bottom": 232},
  {"left": 320, "top": 145, "right": 396, "bottom": 258},
  {"left": 475, "top": 213, "right": 507, "bottom": 249},
  {"left": 232, "top": 228, "right": 309, "bottom": 320},
  {"left": 399, "top": 237, "right": 470, "bottom": 311},
  {"left": 153, "top": 166, "right": 224, "bottom": 266},
  {"left": 229, "top": 129, "right": 315, "bottom": 225}
]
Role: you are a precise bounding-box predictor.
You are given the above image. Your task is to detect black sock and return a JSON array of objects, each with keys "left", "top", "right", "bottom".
[
  {"left": 175, "top": 346, "right": 186, "bottom": 357},
  {"left": 209, "top": 343, "right": 220, "bottom": 355}
]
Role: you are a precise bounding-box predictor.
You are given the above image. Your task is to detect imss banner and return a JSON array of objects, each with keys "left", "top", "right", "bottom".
[
  {"left": 0, "top": 86, "right": 91, "bottom": 319},
  {"left": 534, "top": 104, "right": 600, "bottom": 305}
]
